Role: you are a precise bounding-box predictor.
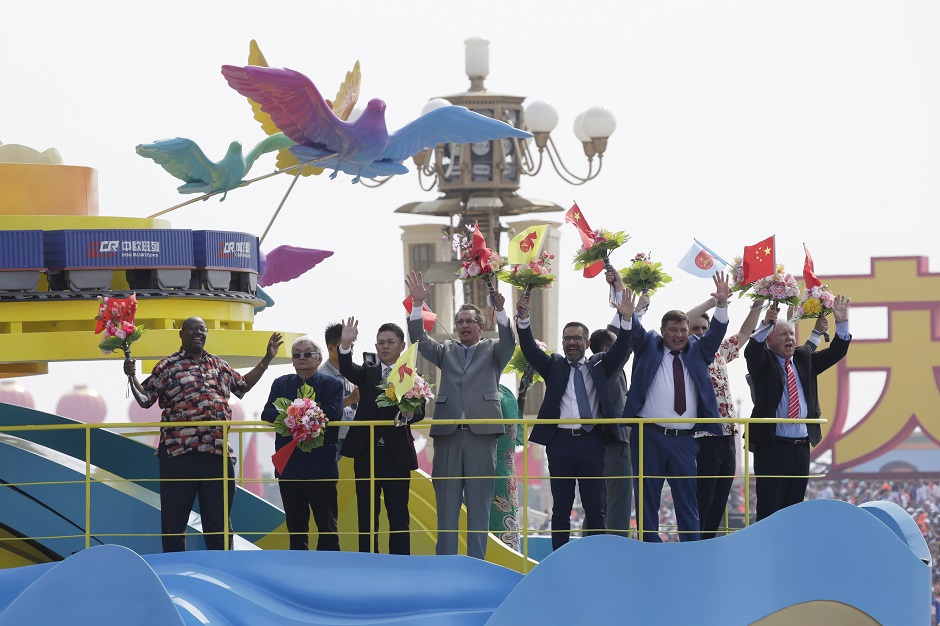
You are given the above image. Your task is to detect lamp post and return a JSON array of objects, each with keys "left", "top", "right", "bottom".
[{"left": 396, "top": 37, "right": 615, "bottom": 413}]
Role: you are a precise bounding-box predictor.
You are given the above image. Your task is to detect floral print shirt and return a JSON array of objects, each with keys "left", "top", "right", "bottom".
[{"left": 141, "top": 349, "right": 248, "bottom": 457}]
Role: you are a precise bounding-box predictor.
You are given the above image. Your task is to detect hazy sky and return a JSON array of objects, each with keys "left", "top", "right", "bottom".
[{"left": 3, "top": 1, "right": 938, "bottom": 429}]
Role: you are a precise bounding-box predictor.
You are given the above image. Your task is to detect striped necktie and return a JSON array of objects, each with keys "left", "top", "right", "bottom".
[{"left": 785, "top": 359, "right": 800, "bottom": 419}]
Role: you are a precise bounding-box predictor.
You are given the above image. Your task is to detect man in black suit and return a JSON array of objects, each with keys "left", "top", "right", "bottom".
[
  {"left": 338, "top": 317, "right": 423, "bottom": 555},
  {"left": 745, "top": 295, "right": 851, "bottom": 521},
  {"left": 518, "top": 288, "right": 636, "bottom": 550},
  {"left": 260, "top": 336, "right": 344, "bottom": 550}
]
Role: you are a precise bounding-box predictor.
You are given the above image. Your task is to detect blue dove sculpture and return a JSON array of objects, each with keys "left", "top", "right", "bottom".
[
  {"left": 135, "top": 133, "right": 295, "bottom": 199},
  {"left": 220, "top": 65, "right": 533, "bottom": 184}
]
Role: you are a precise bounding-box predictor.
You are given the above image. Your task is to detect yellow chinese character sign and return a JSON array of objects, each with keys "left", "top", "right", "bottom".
[{"left": 807, "top": 256, "right": 940, "bottom": 471}]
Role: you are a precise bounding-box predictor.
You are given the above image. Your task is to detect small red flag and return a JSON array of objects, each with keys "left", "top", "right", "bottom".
[
  {"left": 565, "top": 202, "right": 595, "bottom": 236},
  {"left": 271, "top": 437, "right": 300, "bottom": 475},
  {"left": 403, "top": 295, "right": 437, "bottom": 332},
  {"left": 567, "top": 203, "right": 605, "bottom": 278},
  {"left": 802, "top": 243, "right": 821, "bottom": 289},
  {"left": 741, "top": 235, "right": 776, "bottom": 285}
]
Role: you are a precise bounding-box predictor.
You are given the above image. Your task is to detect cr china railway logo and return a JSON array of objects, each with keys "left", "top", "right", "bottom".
[
  {"left": 88, "top": 241, "right": 119, "bottom": 258},
  {"left": 217, "top": 241, "right": 252, "bottom": 258}
]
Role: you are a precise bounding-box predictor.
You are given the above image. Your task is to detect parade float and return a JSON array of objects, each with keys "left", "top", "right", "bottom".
[{"left": 0, "top": 44, "right": 931, "bottom": 625}]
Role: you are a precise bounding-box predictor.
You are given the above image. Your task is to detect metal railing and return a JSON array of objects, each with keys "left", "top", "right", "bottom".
[{"left": 0, "top": 415, "right": 825, "bottom": 571}]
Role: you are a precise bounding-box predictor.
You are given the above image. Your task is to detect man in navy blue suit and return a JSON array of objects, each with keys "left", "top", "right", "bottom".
[
  {"left": 625, "top": 273, "right": 731, "bottom": 542},
  {"left": 518, "top": 288, "right": 637, "bottom": 550},
  {"left": 261, "top": 336, "right": 344, "bottom": 550}
]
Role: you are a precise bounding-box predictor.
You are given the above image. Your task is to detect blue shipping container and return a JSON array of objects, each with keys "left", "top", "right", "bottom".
[
  {"left": 192, "top": 230, "right": 259, "bottom": 272},
  {"left": 0, "top": 231, "right": 44, "bottom": 269},
  {"left": 43, "top": 230, "right": 194, "bottom": 269}
]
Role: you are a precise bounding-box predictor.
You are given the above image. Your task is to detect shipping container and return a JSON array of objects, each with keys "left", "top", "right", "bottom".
[
  {"left": 0, "top": 230, "right": 44, "bottom": 291},
  {"left": 192, "top": 230, "right": 259, "bottom": 272},
  {"left": 0, "top": 230, "right": 44, "bottom": 269},
  {"left": 43, "top": 229, "right": 195, "bottom": 291},
  {"left": 43, "top": 229, "right": 195, "bottom": 269}
]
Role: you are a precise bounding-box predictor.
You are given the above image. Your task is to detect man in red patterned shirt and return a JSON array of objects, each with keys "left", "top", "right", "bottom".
[{"left": 125, "top": 317, "right": 282, "bottom": 552}]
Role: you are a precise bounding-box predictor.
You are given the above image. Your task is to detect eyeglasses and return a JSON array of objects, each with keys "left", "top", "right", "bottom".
[
  {"left": 292, "top": 352, "right": 320, "bottom": 359},
  {"left": 562, "top": 335, "right": 586, "bottom": 342},
  {"left": 456, "top": 319, "right": 480, "bottom": 326}
]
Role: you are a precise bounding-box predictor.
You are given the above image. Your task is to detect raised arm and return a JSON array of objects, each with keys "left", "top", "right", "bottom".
[
  {"left": 337, "top": 316, "right": 368, "bottom": 386},
  {"left": 685, "top": 297, "right": 717, "bottom": 326},
  {"left": 405, "top": 270, "right": 445, "bottom": 366},
  {"left": 516, "top": 298, "right": 551, "bottom": 375},
  {"left": 243, "top": 332, "right": 283, "bottom": 391}
]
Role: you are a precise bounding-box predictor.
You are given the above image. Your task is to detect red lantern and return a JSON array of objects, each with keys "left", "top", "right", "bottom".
[
  {"left": 56, "top": 385, "right": 107, "bottom": 423},
  {"left": 0, "top": 380, "right": 35, "bottom": 409}
]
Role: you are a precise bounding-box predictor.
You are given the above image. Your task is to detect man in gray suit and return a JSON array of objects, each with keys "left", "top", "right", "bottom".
[{"left": 406, "top": 270, "right": 516, "bottom": 559}]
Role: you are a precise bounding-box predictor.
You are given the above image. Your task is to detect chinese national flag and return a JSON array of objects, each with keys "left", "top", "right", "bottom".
[
  {"left": 402, "top": 295, "right": 437, "bottom": 332},
  {"left": 389, "top": 342, "right": 417, "bottom": 399},
  {"left": 565, "top": 202, "right": 605, "bottom": 278},
  {"left": 741, "top": 235, "right": 776, "bottom": 284},
  {"left": 802, "top": 243, "right": 821, "bottom": 289},
  {"left": 565, "top": 202, "right": 594, "bottom": 235}
]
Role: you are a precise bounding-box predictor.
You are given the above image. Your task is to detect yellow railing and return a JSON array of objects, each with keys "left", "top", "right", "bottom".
[{"left": 0, "top": 416, "right": 825, "bottom": 567}]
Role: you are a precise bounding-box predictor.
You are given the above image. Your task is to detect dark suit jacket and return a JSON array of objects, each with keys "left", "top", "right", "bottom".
[
  {"left": 745, "top": 332, "right": 850, "bottom": 448},
  {"left": 260, "top": 373, "right": 343, "bottom": 480},
  {"left": 623, "top": 313, "right": 728, "bottom": 435},
  {"left": 519, "top": 323, "right": 632, "bottom": 446},
  {"left": 337, "top": 350, "right": 424, "bottom": 473},
  {"left": 606, "top": 323, "right": 633, "bottom": 421}
]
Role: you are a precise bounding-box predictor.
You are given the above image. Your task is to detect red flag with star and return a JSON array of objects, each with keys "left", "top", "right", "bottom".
[
  {"left": 802, "top": 243, "right": 821, "bottom": 289},
  {"left": 741, "top": 235, "right": 776, "bottom": 284},
  {"left": 565, "top": 202, "right": 605, "bottom": 278}
]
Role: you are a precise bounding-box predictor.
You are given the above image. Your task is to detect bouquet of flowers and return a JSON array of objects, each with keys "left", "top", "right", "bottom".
[
  {"left": 452, "top": 224, "right": 505, "bottom": 281},
  {"left": 503, "top": 341, "right": 551, "bottom": 386},
  {"left": 271, "top": 383, "right": 329, "bottom": 473},
  {"left": 451, "top": 223, "right": 505, "bottom": 301},
  {"left": 792, "top": 284, "right": 835, "bottom": 321},
  {"left": 572, "top": 228, "right": 629, "bottom": 272},
  {"left": 619, "top": 252, "right": 672, "bottom": 295},
  {"left": 727, "top": 256, "right": 751, "bottom": 296},
  {"left": 272, "top": 384, "right": 329, "bottom": 451},
  {"left": 94, "top": 294, "right": 146, "bottom": 358},
  {"left": 376, "top": 373, "right": 434, "bottom": 415},
  {"left": 749, "top": 264, "right": 800, "bottom": 308},
  {"left": 498, "top": 251, "right": 556, "bottom": 292}
]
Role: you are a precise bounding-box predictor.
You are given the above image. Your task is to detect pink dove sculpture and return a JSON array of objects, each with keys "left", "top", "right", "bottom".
[{"left": 220, "top": 65, "right": 532, "bottom": 183}]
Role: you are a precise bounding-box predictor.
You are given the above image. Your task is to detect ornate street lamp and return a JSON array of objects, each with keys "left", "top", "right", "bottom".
[{"left": 394, "top": 37, "right": 615, "bottom": 413}]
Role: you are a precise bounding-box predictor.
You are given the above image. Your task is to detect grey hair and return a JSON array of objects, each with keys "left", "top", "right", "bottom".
[{"left": 291, "top": 335, "right": 322, "bottom": 355}]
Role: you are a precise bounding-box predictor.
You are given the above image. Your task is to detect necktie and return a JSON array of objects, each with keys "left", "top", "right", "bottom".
[
  {"left": 785, "top": 359, "right": 800, "bottom": 419},
  {"left": 571, "top": 363, "right": 594, "bottom": 432},
  {"left": 670, "top": 351, "right": 686, "bottom": 416},
  {"left": 382, "top": 365, "right": 390, "bottom": 381}
]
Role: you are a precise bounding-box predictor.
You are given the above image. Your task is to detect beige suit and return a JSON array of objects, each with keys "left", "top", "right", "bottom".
[{"left": 408, "top": 314, "right": 515, "bottom": 559}]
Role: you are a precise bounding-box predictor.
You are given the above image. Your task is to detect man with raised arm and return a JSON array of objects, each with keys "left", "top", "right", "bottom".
[
  {"left": 518, "top": 283, "right": 636, "bottom": 550},
  {"left": 405, "top": 270, "right": 515, "bottom": 560},
  {"left": 124, "top": 317, "right": 281, "bottom": 552},
  {"left": 337, "top": 317, "right": 424, "bottom": 555},
  {"left": 625, "top": 273, "right": 732, "bottom": 542},
  {"left": 746, "top": 295, "right": 851, "bottom": 520}
]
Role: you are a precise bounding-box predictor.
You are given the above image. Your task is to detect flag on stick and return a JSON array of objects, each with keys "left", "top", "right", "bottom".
[
  {"left": 678, "top": 240, "right": 727, "bottom": 278},
  {"left": 803, "top": 243, "right": 821, "bottom": 289},
  {"left": 402, "top": 295, "right": 436, "bottom": 332},
  {"left": 508, "top": 225, "right": 548, "bottom": 264},
  {"left": 741, "top": 235, "right": 776, "bottom": 285},
  {"left": 565, "top": 203, "right": 605, "bottom": 278},
  {"left": 388, "top": 342, "right": 417, "bottom": 400}
]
